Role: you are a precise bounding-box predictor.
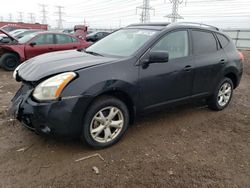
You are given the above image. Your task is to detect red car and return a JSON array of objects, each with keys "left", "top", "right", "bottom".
[{"left": 0, "top": 30, "right": 91, "bottom": 70}]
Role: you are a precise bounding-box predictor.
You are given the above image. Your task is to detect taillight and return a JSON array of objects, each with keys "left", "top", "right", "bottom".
[{"left": 238, "top": 51, "right": 244, "bottom": 62}]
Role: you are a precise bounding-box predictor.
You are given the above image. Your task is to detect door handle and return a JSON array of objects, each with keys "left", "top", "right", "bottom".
[
  {"left": 184, "top": 65, "right": 192, "bottom": 71},
  {"left": 73, "top": 46, "right": 77, "bottom": 49},
  {"left": 219, "top": 59, "right": 226, "bottom": 65},
  {"left": 48, "top": 48, "right": 53, "bottom": 50}
]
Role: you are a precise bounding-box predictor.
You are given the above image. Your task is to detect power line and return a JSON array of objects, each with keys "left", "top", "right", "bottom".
[
  {"left": 39, "top": 4, "right": 48, "bottom": 24},
  {"left": 136, "top": 0, "right": 155, "bottom": 23},
  {"left": 165, "top": 0, "right": 184, "bottom": 23},
  {"left": 55, "top": 6, "right": 65, "bottom": 29}
]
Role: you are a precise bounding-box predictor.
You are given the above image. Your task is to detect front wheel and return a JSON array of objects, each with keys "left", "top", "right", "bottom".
[
  {"left": 207, "top": 78, "right": 233, "bottom": 111},
  {"left": 0, "top": 53, "right": 20, "bottom": 71},
  {"left": 81, "top": 96, "right": 129, "bottom": 149}
]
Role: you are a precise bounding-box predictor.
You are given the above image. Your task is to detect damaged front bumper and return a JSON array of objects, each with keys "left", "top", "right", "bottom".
[{"left": 9, "top": 84, "right": 91, "bottom": 138}]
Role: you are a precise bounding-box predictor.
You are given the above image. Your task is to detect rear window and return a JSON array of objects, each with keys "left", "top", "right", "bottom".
[
  {"left": 192, "top": 30, "right": 218, "bottom": 55},
  {"left": 56, "top": 34, "right": 74, "bottom": 44},
  {"left": 217, "top": 33, "right": 229, "bottom": 48}
]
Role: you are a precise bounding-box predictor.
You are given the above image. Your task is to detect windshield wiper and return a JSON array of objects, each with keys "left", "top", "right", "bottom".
[{"left": 84, "top": 50, "right": 103, "bottom": 56}]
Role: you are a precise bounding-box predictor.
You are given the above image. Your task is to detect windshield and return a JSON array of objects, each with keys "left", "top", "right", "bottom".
[
  {"left": 86, "top": 29, "right": 158, "bottom": 57},
  {"left": 9, "top": 30, "right": 26, "bottom": 36},
  {"left": 18, "top": 33, "right": 38, "bottom": 44}
]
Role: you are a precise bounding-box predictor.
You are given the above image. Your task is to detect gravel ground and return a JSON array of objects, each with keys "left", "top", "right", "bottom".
[{"left": 0, "top": 51, "right": 249, "bottom": 188}]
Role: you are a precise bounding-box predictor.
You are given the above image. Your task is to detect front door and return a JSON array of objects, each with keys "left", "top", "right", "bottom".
[
  {"left": 25, "top": 33, "right": 55, "bottom": 59},
  {"left": 139, "top": 30, "right": 195, "bottom": 111}
]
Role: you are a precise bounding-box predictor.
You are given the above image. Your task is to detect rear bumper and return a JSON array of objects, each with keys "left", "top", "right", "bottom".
[{"left": 9, "top": 86, "right": 91, "bottom": 138}]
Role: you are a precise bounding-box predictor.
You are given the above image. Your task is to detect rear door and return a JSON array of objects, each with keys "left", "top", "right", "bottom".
[
  {"left": 139, "top": 30, "right": 195, "bottom": 111},
  {"left": 191, "top": 29, "right": 228, "bottom": 95},
  {"left": 54, "top": 34, "right": 80, "bottom": 51},
  {"left": 25, "top": 33, "right": 55, "bottom": 59}
]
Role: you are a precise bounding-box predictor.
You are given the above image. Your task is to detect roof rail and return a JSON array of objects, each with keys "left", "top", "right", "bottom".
[
  {"left": 169, "top": 22, "right": 220, "bottom": 31},
  {"left": 128, "top": 22, "right": 170, "bottom": 27}
]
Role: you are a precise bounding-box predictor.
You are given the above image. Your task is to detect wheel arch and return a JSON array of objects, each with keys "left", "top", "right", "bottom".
[
  {"left": 0, "top": 46, "right": 24, "bottom": 62},
  {"left": 224, "top": 71, "right": 238, "bottom": 89},
  {"left": 86, "top": 89, "right": 136, "bottom": 125}
]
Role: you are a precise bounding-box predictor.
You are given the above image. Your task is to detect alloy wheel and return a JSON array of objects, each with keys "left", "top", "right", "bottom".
[
  {"left": 217, "top": 82, "right": 232, "bottom": 107},
  {"left": 90, "top": 106, "right": 124, "bottom": 143}
]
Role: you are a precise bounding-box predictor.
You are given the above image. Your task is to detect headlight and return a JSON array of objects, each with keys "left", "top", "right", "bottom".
[{"left": 33, "top": 72, "right": 76, "bottom": 101}]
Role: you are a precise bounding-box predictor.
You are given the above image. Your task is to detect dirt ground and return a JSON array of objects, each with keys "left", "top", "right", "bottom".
[{"left": 0, "top": 51, "right": 249, "bottom": 188}]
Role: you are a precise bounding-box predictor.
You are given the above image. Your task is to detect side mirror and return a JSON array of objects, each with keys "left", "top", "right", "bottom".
[
  {"left": 149, "top": 51, "right": 169, "bottom": 63},
  {"left": 29, "top": 42, "right": 36, "bottom": 46}
]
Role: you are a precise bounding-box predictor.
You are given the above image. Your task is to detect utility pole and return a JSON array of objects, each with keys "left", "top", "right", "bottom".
[
  {"left": 165, "top": 0, "right": 184, "bottom": 23},
  {"left": 55, "top": 6, "right": 65, "bottom": 29},
  {"left": 39, "top": 4, "right": 48, "bottom": 24},
  {"left": 136, "top": 0, "right": 155, "bottom": 23},
  {"left": 9, "top": 13, "right": 13, "bottom": 22},
  {"left": 28, "top": 13, "right": 35, "bottom": 23},
  {"left": 17, "top": 12, "right": 24, "bottom": 22}
]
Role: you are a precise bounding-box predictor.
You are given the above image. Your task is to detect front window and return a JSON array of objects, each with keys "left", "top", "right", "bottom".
[
  {"left": 32, "top": 34, "right": 54, "bottom": 45},
  {"left": 86, "top": 29, "right": 158, "bottom": 57},
  {"left": 151, "top": 30, "right": 189, "bottom": 60}
]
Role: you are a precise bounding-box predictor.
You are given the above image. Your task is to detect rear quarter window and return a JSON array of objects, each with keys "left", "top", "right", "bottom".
[
  {"left": 192, "top": 30, "right": 218, "bottom": 55},
  {"left": 217, "top": 33, "right": 230, "bottom": 48}
]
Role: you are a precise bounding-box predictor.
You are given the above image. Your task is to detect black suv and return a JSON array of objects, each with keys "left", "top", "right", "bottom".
[{"left": 10, "top": 22, "right": 243, "bottom": 148}]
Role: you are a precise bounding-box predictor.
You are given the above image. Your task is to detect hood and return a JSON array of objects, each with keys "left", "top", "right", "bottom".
[
  {"left": 17, "top": 50, "right": 119, "bottom": 82},
  {"left": 0, "top": 29, "right": 18, "bottom": 42}
]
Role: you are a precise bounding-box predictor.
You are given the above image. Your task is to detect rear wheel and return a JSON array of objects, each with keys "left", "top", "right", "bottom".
[
  {"left": 207, "top": 78, "right": 233, "bottom": 111},
  {"left": 0, "top": 53, "right": 20, "bottom": 71},
  {"left": 81, "top": 96, "right": 129, "bottom": 149}
]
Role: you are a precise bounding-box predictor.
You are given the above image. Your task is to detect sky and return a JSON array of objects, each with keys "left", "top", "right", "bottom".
[{"left": 0, "top": 0, "right": 250, "bottom": 29}]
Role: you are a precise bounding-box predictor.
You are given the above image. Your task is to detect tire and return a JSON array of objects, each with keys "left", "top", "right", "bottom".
[
  {"left": 207, "top": 78, "right": 234, "bottom": 111},
  {"left": 0, "top": 53, "right": 20, "bottom": 71},
  {"left": 81, "top": 96, "right": 129, "bottom": 149}
]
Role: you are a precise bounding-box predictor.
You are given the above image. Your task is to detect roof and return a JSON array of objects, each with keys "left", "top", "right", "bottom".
[{"left": 31, "top": 31, "right": 75, "bottom": 37}]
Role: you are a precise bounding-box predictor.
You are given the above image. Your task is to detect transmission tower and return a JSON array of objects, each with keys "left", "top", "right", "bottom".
[
  {"left": 9, "top": 13, "right": 13, "bottom": 22},
  {"left": 17, "top": 12, "right": 24, "bottom": 22},
  {"left": 55, "top": 6, "right": 65, "bottom": 29},
  {"left": 165, "top": 0, "right": 184, "bottom": 23},
  {"left": 28, "top": 13, "right": 35, "bottom": 23},
  {"left": 136, "top": 0, "right": 155, "bottom": 23},
  {"left": 39, "top": 4, "right": 48, "bottom": 24}
]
